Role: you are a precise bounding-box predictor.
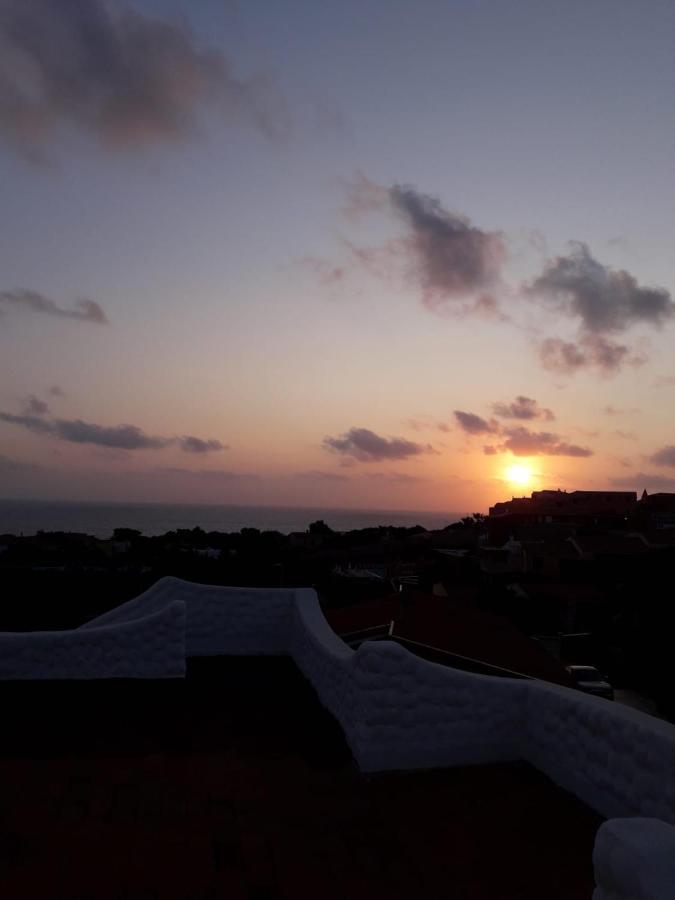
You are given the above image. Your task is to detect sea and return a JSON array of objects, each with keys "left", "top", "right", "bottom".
[{"left": 0, "top": 499, "right": 466, "bottom": 539}]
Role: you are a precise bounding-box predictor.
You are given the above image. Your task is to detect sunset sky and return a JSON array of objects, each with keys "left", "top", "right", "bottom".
[{"left": 2, "top": 0, "right": 675, "bottom": 514}]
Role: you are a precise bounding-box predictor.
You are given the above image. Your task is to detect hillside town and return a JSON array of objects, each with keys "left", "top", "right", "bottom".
[{"left": 2, "top": 488, "right": 673, "bottom": 722}]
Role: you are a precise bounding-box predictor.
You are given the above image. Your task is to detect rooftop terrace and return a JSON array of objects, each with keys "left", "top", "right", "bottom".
[{"left": 0, "top": 657, "right": 602, "bottom": 900}]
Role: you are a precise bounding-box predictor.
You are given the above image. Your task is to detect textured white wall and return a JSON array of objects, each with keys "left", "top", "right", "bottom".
[
  {"left": 0, "top": 600, "right": 186, "bottom": 679},
  {"left": 593, "top": 818, "right": 675, "bottom": 900}
]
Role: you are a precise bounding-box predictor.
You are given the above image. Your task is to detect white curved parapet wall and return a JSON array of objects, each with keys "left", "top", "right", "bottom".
[
  {"left": 0, "top": 600, "right": 186, "bottom": 679},
  {"left": 87, "top": 575, "right": 294, "bottom": 656},
  {"left": 94, "top": 576, "right": 674, "bottom": 830},
  {"left": 593, "top": 818, "right": 675, "bottom": 900}
]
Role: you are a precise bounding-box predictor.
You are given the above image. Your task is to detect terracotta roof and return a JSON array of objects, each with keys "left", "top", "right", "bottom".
[
  {"left": 324, "top": 592, "right": 575, "bottom": 686},
  {"left": 0, "top": 657, "right": 601, "bottom": 900}
]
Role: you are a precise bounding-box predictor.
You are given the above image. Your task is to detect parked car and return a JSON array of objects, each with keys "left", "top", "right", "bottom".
[{"left": 565, "top": 665, "right": 614, "bottom": 700}]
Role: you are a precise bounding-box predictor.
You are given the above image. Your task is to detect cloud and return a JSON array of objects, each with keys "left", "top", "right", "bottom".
[
  {"left": 527, "top": 242, "right": 673, "bottom": 334},
  {"left": 454, "top": 411, "right": 498, "bottom": 435},
  {"left": 0, "top": 0, "right": 288, "bottom": 159},
  {"left": 538, "top": 334, "right": 643, "bottom": 375},
  {"left": 298, "top": 257, "right": 346, "bottom": 286},
  {"left": 0, "top": 411, "right": 53, "bottom": 435},
  {"left": 0, "top": 290, "right": 108, "bottom": 323},
  {"left": 649, "top": 446, "right": 675, "bottom": 468},
  {"left": 492, "top": 395, "right": 554, "bottom": 421},
  {"left": 24, "top": 394, "right": 49, "bottom": 415},
  {"left": 611, "top": 472, "right": 675, "bottom": 490},
  {"left": 653, "top": 375, "right": 675, "bottom": 388},
  {"left": 528, "top": 243, "right": 672, "bottom": 374},
  {"left": 0, "top": 452, "right": 40, "bottom": 472},
  {"left": 323, "top": 427, "right": 433, "bottom": 462},
  {"left": 407, "top": 416, "right": 450, "bottom": 433},
  {"left": 49, "top": 385, "right": 65, "bottom": 397},
  {"left": 179, "top": 436, "right": 226, "bottom": 454},
  {"left": 0, "top": 410, "right": 223, "bottom": 452},
  {"left": 364, "top": 471, "right": 425, "bottom": 483},
  {"left": 341, "top": 175, "right": 506, "bottom": 315},
  {"left": 603, "top": 405, "right": 639, "bottom": 415},
  {"left": 500, "top": 427, "right": 593, "bottom": 457},
  {"left": 154, "top": 467, "right": 255, "bottom": 481},
  {"left": 294, "top": 470, "right": 349, "bottom": 482},
  {"left": 613, "top": 430, "right": 637, "bottom": 441},
  {"left": 492, "top": 426, "right": 592, "bottom": 458},
  {"left": 387, "top": 185, "right": 505, "bottom": 313}
]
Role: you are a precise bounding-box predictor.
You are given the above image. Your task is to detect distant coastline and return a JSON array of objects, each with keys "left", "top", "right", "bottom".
[{"left": 0, "top": 498, "right": 467, "bottom": 539}]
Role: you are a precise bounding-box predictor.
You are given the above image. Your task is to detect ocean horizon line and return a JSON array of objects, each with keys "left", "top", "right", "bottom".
[{"left": 0, "top": 498, "right": 472, "bottom": 539}]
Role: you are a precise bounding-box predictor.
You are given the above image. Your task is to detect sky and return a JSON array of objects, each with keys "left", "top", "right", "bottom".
[{"left": 1, "top": 0, "right": 675, "bottom": 514}]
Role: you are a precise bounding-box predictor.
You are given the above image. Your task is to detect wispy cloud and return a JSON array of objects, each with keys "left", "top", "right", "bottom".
[
  {"left": 154, "top": 467, "right": 255, "bottom": 480},
  {"left": 23, "top": 394, "right": 49, "bottom": 416},
  {"left": 323, "top": 426, "right": 434, "bottom": 462},
  {"left": 0, "top": 411, "right": 224, "bottom": 453},
  {"left": 0, "top": 0, "right": 289, "bottom": 160},
  {"left": 611, "top": 472, "right": 675, "bottom": 490},
  {"left": 294, "top": 470, "right": 349, "bottom": 482},
  {"left": 0, "top": 290, "right": 108, "bottom": 324}
]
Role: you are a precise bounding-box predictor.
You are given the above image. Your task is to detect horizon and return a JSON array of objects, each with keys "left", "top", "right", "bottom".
[{"left": 3, "top": 1, "right": 675, "bottom": 511}]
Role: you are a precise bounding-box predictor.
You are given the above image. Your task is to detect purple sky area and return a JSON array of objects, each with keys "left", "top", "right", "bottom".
[{"left": 1, "top": 0, "right": 675, "bottom": 512}]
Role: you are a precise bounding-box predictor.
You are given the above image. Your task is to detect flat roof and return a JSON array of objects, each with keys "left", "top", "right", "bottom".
[{"left": 0, "top": 657, "right": 601, "bottom": 899}]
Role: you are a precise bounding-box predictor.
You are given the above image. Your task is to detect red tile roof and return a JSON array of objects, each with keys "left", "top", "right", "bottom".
[{"left": 324, "top": 593, "right": 575, "bottom": 686}]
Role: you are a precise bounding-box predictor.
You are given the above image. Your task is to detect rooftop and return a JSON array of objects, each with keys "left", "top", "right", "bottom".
[{"left": 0, "top": 656, "right": 601, "bottom": 899}]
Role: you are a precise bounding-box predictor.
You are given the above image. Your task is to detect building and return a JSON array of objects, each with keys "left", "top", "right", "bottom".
[{"left": 487, "top": 490, "right": 637, "bottom": 543}]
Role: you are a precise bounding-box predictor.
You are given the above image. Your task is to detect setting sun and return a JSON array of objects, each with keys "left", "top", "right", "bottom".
[{"left": 505, "top": 464, "right": 532, "bottom": 489}]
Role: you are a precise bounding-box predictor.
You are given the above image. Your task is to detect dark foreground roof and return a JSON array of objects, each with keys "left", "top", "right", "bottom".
[{"left": 0, "top": 657, "right": 601, "bottom": 899}]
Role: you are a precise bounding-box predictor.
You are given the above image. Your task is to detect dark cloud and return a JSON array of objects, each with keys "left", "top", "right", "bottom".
[
  {"left": 53, "top": 419, "right": 169, "bottom": 449},
  {"left": 340, "top": 175, "right": 505, "bottom": 315},
  {"left": 387, "top": 185, "right": 505, "bottom": 314},
  {"left": 492, "top": 395, "right": 554, "bottom": 421},
  {"left": 179, "top": 436, "right": 226, "bottom": 454},
  {"left": 453, "top": 411, "right": 498, "bottom": 435},
  {"left": 0, "top": 410, "right": 223, "bottom": 452},
  {"left": 0, "top": 0, "right": 288, "bottom": 159},
  {"left": 0, "top": 411, "right": 53, "bottom": 435},
  {"left": 538, "top": 334, "right": 641, "bottom": 375},
  {"left": 49, "top": 385, "right": 65, "bottom": 397},
  {"left": 527, "top": 242, "right": 673, "bottom": 334},
  {"left": 323, "top": 427, "right": 432, "bottom": 462},
  {"left": 529, "top": 243, "right": 672, "bottom": 374},
  {"left": 649, "top": 446, "right": 675, "bottom": 468},
  {"left": 24, "top": 394, "right": 49, "bottom": 415},
  {"left": 0, "top": 290, "right": 108, "bottom": 323},
  {"left": 496, "top": 426, "right": 593, "bottom": 458}
]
